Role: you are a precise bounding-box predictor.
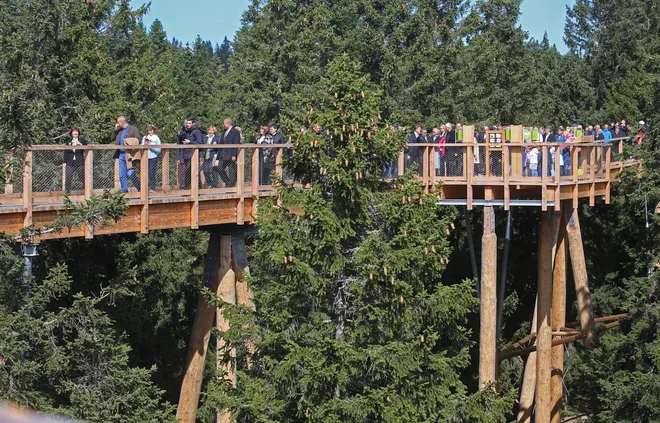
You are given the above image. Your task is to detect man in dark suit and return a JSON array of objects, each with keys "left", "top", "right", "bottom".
[
  {"left": 444, "top": 123, "right": 461, "bottom": 176},
  {"left": 177, "top": 118, "right": 202, "bottom": 189},
  {"left": 406, "top": 126, "right": 422, "bottom": 173},
  {"left": 219, "top": 118, "right": 240, "bottom": 187}
]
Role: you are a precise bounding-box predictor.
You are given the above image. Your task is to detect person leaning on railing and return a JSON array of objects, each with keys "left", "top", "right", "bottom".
[
  {"left": 63, "top": 127, "right": 87, "bottom": 193},
  {"left": 142, "top": 124, "right": 162, "bottom": 192}
]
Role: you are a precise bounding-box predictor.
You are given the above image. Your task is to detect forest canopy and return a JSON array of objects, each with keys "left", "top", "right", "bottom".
[{"left": 1, "top": 0, "right": 660, "bottom": 422}]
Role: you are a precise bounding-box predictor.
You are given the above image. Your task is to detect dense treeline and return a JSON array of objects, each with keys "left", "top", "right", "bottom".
[{"left": 1, "top": 0, "right": 659, "bottom": 422}]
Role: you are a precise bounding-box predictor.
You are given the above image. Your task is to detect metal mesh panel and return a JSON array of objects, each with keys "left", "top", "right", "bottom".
[
  {"left": 33, "top": 151, "right": 66, "bottom": 194},
  {"left": 486, "top": 146, "right": 503, "bottom": 177},
  {"left": 577, "top": 146, "right": 591, "bottom": 181},
  {"left": 93, "top": 150, "right": 117, "bottom": 191},
  {"left": 259, "top": 147, "right": 278, "bottom": 185},
  {"left": 244, "top": 148, "right": 253, "bottom": 188},
  {"left": 444, "top": 146, "right": 464, "bottom": 177},
  {"left": 1, "top": 152, "right": 24, "bottom": 195}
]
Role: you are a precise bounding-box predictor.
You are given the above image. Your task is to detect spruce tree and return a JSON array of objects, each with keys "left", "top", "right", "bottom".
[{"left": 201, "top": 54, "right": 514, "bottom": 423}]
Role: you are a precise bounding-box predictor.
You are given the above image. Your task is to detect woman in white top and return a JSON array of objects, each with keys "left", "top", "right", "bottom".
[{"left": 142, "top": 124, "right": 162, "bottom": 191}]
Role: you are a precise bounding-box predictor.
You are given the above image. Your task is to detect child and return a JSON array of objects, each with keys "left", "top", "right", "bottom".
[{"left": 528, "top": 145, "right": 539, "bottom": 177}]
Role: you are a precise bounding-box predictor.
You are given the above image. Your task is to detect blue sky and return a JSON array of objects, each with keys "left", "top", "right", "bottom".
[{"left": 134, "top": 0, "right": 575, "bottom": 52}]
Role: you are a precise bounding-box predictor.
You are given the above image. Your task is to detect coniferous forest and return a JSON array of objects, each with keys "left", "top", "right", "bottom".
[{"left": 1, "top": 0, "right": 660, "bottom": 422}]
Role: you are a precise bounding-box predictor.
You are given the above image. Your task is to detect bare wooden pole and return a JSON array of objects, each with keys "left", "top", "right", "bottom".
[
  {"left": 216, "top": 237, "right": 236, "bottom": 423},
  {"left": 565, "top": 207, "right": 598, "bottom": 348},
  {"left": 177, "top": 235, "right": 231, "bottom": 423},
  {"left": 536, "top": 210, "right": 560, "bottom": 423},
  {"left": 517, "top": 297, "right": 538, "bottom": 423},
  {"left": 551, "top": 216, "right": 568, "bottom": 423},
  {"left": 479, "top": 188, "right": 497, "bottom": 389}
]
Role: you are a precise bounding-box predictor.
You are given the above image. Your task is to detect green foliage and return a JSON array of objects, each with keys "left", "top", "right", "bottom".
[
  {"left": 0, "top": 264, "right": 176, "bottom": 422},
  {"left": 200, "top": 56, "right": 513, "bottom": 423}
]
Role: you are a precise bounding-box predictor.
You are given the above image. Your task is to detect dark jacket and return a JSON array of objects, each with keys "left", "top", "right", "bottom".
[
  {"left": 202, "top": 134, "right": 221, "bottom": 162},
  {"left": 111, "top": 124, "right": 141, "bottom": 159},
  {"left": 178, "top": 124, "right": 203, "bottom": 161},
  {"left": 407, "top": 132, "right": 421, "bottom": 159},
  {"left": 63, "top": 137, "right": 88, "bottom": 166},
  {"left": 218, "top": 126, "right": 240, "bottom": 160},
  {"left": 271, "top": 132, "right": 284, "bottom": 144}
]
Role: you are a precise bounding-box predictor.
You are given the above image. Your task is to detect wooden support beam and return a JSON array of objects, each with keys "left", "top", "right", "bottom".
[
  {"left": 479, "top": 187, "right": 497, "bottom": 390},
  {"left": 4, "top": 151, "right": 13, "bottom": 194},
  {"left": 423, "top": 146, "right": 430, "bottom": 193},
  {"left": 190, "top": 149, "right": 199, "bottom": 229},
  {"left": 216, "top": 238, "right": 236, "bottom": 423},
  {"left": 517, "top": 298, "right": 538, "bottom": 423},
  {"left": 162, "top": 150, "right": 170, "bottom": 190},
  {"left": 503, "top": 142, "right": 510, "bottom": 210},
  {"left": 84, "top": 151, "right": 94, "bottom": 239},
  {"left": 140, "top": 150, "right": 149, "bottom": 234},
  {"left": 114, "top": 159, "right": 120, "bottom": 190},
  {"left": 551, "top": 218, "right": 567, "bottom": 423},
  {"left": 536, "top": 210, "right": 560, "bottom": 423},
  {"left": 23, "top": 151, "right": 32, "bottom": 228},
  {"left": 236, "top": 148, "right": 245, "bottom": 225},
  {"left": 398, "top": 151, "right": 405, "bottom": 179},
  {"left": 541, "top": 145, "right": 548, "bottom": 211},
  {"left": 177, "top": 234, "right": 231, "bottom": 423},
  {"left": 565, "top": 206, "right": 597, "bottom": 348},
  {"left": 500, "top": 320, "right": 622, "bottom": 361},
  {"left": 251, "top": 148, "right": 259, "bottom": 217}
]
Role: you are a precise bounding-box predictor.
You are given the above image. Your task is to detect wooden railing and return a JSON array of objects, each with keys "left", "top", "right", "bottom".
[{"left": 0, "top": 134, "right": 635, "bottom": 239}]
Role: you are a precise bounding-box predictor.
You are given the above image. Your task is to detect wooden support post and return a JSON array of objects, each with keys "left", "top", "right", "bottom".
[
  {"left": 517, "top": 298, "right": 538, "bottom": 423},
  {"left": 398, "top": 151, "right": 405, "bottom": 178},
  {"left": 236, "top": 147, "right": 245, "bottom": 224},
  {"left": 114, "top": 158, "right": 120, "bottom": 190},
  {"left": 177, "top": 234, "right": 232, "bottom": 423},
  {"left": 62, "top": 163, "right": 67, "bottom": 193},
  {"left": 216, "top": 236, "right": 237, "bottom": 423},
  {"left": 233, "top": 242, "right": 257, "bottom": 370},
  {"left": 162, "top": 149, "right": 170, "bottom": 190},
  {"left": 251, "top": 148, "right": 259, "bottom": 217},
  {"left": 83, "top": 151, "right": 94, "bottom": 239},
  {"left": 536, "top": 210, "right": 560, "bottom": 423},
  {"left": 23, "top": 151, "right": 32, "bottom": 228},
  {"left": 565, "top": 206, "right": 597, "bottom": 348},
  {"left": 423, "top": 146, "right": 430, "bottom": 192},
  {"left": 140, "top": 150, "right": 149, "bottom": 234},
  {"left": 190, "top": 149, "right": 199, "bottom": 229},
  {"left": 503, "top": 142, "right": 510, "bottom": 210},
  {"left": 605, "top": 145, "right": 611, "bottom": 204},
  {"left": 275, "top": 148, "right": 283, "bottom": 181},
  {"left": 541, "top": 145, "right": 548, "bottom": 211},
  {"left": 551, "top": 217, "right": 567, "bottom": 423},
  {"left": 4, "top": 151, "right": 13, "bottom": 194},
  {"left": 479, "top": 187, "right": 497, "bottom": 389}
]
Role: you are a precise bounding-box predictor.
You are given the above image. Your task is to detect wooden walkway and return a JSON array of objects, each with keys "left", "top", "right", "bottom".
[{"left": 0, "top": 128, "right": 634, "bottom": 241}]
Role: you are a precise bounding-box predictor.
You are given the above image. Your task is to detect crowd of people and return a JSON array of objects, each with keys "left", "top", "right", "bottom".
[
  {"left": 63, "top": 116, "right": 287, "bottom": 193},
  {"left": 60, "top": 116, "right": 649, "bottom": 193},
  {"left": 395, "top": 119, "right": 649, "bottom": 178}
]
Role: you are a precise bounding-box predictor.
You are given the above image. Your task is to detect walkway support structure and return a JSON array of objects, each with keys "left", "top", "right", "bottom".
[
  {"left": 177, "top": 234, "right": 234, "bottom": 423},
  {"left": 551, "top": 211, "right": 568, "bottom": 423},
  {"left": 565, "top": 207, "right": 598, "bottom": 348},
  {"left": 479, "top": 188, "right": 497, "bottom": 389},
  {"left": 536, "top": 210, "right": 561, "bottom": 423}
]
